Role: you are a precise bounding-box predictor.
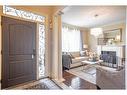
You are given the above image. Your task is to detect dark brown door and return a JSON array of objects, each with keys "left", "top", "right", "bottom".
[{"left": 1, "top": 16, "right": 37, "bottom": 89}]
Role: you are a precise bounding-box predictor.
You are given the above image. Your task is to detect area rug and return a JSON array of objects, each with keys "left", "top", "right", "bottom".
[
  {"left": 25, "top": 83, "right": 49, "bottom": 89},
  {"left": 24, "top": 78, "right": 61, "bottom": 90},
  {"left": 66, "top": 65, "right": 118, "bottom": 85},
  {"left": 66, "top": 66, "right": 97, "bottom": 84}
]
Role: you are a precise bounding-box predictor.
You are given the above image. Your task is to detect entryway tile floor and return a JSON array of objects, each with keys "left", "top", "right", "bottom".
[{"left": 6, "top": 78, "right": 62, "bottom": 90}]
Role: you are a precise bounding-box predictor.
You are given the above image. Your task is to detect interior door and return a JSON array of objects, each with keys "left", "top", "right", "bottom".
[{"left": 1, "top": 16, "right": 37, "bottom": 89}]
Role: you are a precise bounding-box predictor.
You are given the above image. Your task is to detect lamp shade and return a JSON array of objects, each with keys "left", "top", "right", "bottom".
[
  {"left": 83, "top": 44, "right": 88, "bottom": 48},
  {"left": 115, "top": 35, "right": 120, "bottom": 41}
]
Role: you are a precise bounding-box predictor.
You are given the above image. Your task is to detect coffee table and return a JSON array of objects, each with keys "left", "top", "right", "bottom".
[{"left": 81, "top": 60, "right": 103, "bottom": 70}]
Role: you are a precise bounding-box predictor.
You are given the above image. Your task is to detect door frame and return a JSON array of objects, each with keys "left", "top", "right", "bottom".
[
  {"left": 0, "top": 14, "right": 49, "bottom": 87},
  {"left": 0, "top": 7, "right": 50, "bottom": 89},
  {"left": 1, "top": 16, "right": 37, "bottom": 88}
]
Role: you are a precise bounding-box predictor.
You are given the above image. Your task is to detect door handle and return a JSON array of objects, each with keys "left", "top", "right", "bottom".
[
  {"left": 32, "top": 54, "right": 34, "bottom": 59},
  {"left": 32, "top": 49, "right": 36, "bottom": 59},
  {"left": 33, "top": 49, "right": 36, "bottom": 56}
]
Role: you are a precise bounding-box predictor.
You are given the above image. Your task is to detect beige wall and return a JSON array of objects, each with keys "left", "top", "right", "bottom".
[
  {"left": 88, "top": 22, "right": 126, "bottom": 52},
  {"left": 52, "top": 6, "right": 65, "bottom": 15},
  {"left": 88, "top": 30, "right": 98, "bottom": 52},
  {"left": 80, "top": 28, "right": 89, "bottom": 46}
]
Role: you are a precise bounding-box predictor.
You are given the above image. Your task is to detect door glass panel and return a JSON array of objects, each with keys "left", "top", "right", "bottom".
[
  {"left": 39, "top": 24, "right": 45, "bottom": 78},
  {"left": 3, "top": 6, "right": 45, "bottom": 22}
]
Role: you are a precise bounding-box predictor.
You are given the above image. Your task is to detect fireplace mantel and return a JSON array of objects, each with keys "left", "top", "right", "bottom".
[{"left": 97, "top": 45, "right": 125, "bottom": 66}]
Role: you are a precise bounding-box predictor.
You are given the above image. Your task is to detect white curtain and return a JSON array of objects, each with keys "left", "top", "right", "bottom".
[{"left": 62, "top": 26, "right": 81, "bottom": 52}]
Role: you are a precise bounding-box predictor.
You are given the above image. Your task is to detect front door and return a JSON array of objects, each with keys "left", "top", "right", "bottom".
[{"left": 1, "top": 16, "right": 37, "bottom": 89}]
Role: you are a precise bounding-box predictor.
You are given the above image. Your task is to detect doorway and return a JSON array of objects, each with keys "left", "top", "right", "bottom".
[
  {"left": 1, "top": 16, "right": 37, "bottom": 88},
  {"left": 1, "top": 6, "right": 47, "bottom": 88}
]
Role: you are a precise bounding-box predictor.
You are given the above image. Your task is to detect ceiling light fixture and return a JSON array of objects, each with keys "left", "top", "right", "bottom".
[{"left": 90, "top": 28, "right": 102, "bottom": 37}]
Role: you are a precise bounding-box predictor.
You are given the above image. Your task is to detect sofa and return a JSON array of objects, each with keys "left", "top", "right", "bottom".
[
  {"left": 62, "top": 52, "right": 88, "bottom": 69},
  {"left": 96, "top": 66, "right": 125, "bottom": 89}
]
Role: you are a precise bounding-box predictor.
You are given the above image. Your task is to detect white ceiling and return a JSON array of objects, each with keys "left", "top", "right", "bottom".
[{"left": 62, "top": 6, "right": 126, "bottom": 28}]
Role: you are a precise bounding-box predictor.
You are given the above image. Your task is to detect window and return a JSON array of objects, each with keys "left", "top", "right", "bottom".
[
  {"left": 62, "top": 26, "right": 81, "bottom": 52},
  {"left": 39, "top": 24, "right": 45, "bottom": 77},
  {"left": 3, "top": 6, "right": 45, "bottom": 23}
]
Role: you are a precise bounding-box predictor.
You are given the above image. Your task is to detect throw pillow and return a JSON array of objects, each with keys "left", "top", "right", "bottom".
[{"left": 80, "top": 51, "right": 85, "bottom": 56}]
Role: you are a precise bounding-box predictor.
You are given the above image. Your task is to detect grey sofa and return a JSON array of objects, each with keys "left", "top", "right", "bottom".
[
  {"left": 96, "top": 67, "right": 125, "bottom": 89},
  {"left": 62, "top": 52, "right": 88, "bottom": 69},
  {"left": 62, "top": 54, "right": 72, "bottom": 69}
]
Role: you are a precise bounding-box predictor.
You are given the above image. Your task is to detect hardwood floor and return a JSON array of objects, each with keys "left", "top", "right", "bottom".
[
  {"left": 6, "top": 71, "right": 99, "bottom": 90},
  {"left": 63, "top": 71, "right": 98, "bottom": 89}
]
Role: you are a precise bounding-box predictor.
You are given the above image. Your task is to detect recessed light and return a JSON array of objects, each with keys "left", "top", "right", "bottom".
[{"left": 94, "top": 14, "right": 99, "bottom": 17}]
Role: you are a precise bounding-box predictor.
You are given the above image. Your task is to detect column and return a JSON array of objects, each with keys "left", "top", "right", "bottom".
[{"left": 51, "top": 11, "right": 64, "bottom": 82}]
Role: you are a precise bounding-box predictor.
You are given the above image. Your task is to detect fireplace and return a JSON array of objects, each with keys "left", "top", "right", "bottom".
[
  {"left": 100, "top": 51, "right": 117, "bottom": 68},
  {"left": 97, "top": 45, "right": 125, "bottom": 67}
]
